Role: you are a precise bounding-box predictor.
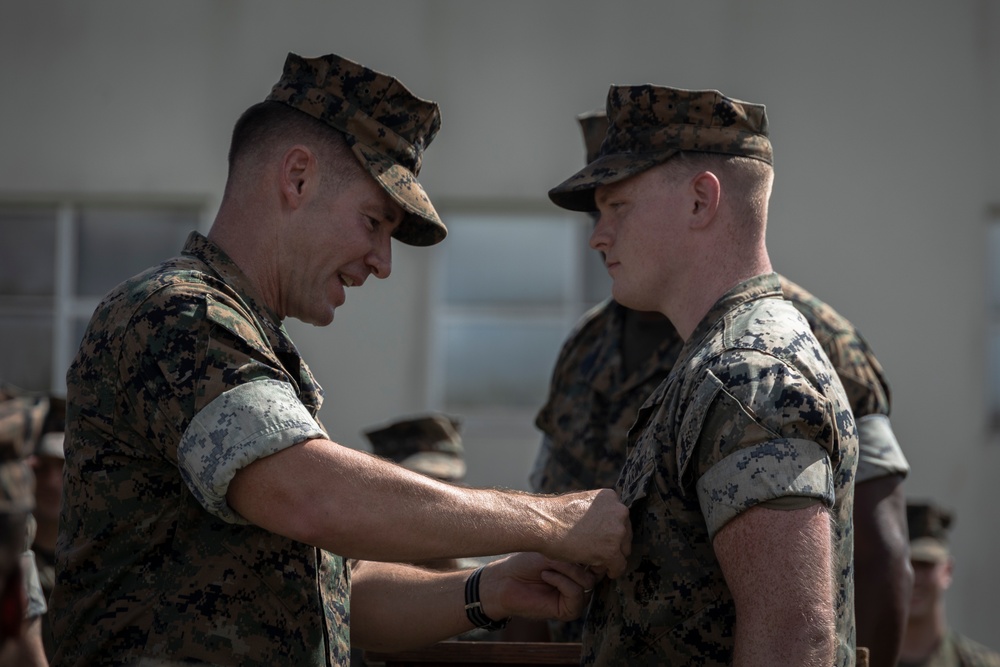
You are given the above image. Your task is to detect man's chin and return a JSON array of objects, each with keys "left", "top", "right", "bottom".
[
  {"left": 297, "top": 306, "right": 336, "bottom": 327},
  {"left": 612, "top": 286, "right": 643, "bottom": 311},
  {"left": 314, "top": 309, "right": 336, "bottom": 327}
]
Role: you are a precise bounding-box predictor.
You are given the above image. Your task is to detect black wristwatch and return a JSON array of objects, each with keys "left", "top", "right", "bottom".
[{"left": 464, "top": 565, "right": 511, "bottom": 631}]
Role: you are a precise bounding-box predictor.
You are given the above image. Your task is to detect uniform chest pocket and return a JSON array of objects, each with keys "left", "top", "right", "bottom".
[{"left": 676, "top": 371, "right": 726, "bottom": 487}]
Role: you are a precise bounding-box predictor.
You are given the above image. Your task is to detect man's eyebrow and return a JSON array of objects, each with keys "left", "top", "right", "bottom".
[
  {"left": 595, "top": 185, "right": 617, "bottom": 207},
  {"left": 373, "top": 200, "right": 404, "bottom": 226}
]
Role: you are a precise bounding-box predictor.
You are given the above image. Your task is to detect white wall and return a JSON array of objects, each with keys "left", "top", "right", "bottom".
[{"left": 1, "top": 0, "right": 996, "bottom": 645}]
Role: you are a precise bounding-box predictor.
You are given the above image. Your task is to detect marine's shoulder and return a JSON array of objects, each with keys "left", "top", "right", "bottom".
[
  {"left": 779, "top": 274, "right": 857, "bottom": 341},
  {"left": 552, "top": 300, "right": 621, "bottom": 363},
  {"left": 951, "top": 631, "right": 1000, "bottom": 666}
]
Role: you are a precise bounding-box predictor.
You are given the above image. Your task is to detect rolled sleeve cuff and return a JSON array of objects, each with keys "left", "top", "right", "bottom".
[
  {"left": 697, "top": 438, "right": 834, "bottom": 540},
  {"left": 22, "top": 549, "right": 46, "bottom": 618},
  {"left": 855, "top": 414, "right": 910, "bottom": 483},
  {"left": 178, "top": 379, "right": 328, "bottom": 524}
]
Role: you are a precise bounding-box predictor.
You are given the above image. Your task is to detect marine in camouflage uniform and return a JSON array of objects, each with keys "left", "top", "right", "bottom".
[
  {"left": 898, "top": 503, "right": 1000, "bottom": 667},
  {"left": 51, "top": 52, "right": 628, "bottom": 667},
  {"left": 0, "top": 388, "right": 53, "bottom": 662},
  {"left": 531, "top": 277, "right": 904, "bottom": 646},
  {"left": 0, "top": 389, "right": 42, "bottom": 646},
  {"left": 534, "top": 109, "right": 908, "bottom": 658},
  {"left": 51, "top": 231, "right": 348, "bottom": 665},
  {"left": 49, "top": 52, "right": 431, "bottom": 666},
  {"left": 548, "top": 85, "right": 859, "bottom": 665}
]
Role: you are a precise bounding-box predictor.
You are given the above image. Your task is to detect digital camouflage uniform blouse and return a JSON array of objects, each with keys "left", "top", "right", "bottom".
[
  {"left": 581, "top": 273, "right": 859, "bottom": 666},
  {"left": 50, "top": 232, "right": 350, "bottom": 667},
  {"left": 532, "top": 300, "right": 684, "bottom": 495},
  {"left": 779, "top": 278, "right": 908, "bottom": 483},
  {"left": 532, "top": 275, "right": 905, "bottom": 498},
  {"left": 533, "top": 274, "right": 907, "bottom": 644}
]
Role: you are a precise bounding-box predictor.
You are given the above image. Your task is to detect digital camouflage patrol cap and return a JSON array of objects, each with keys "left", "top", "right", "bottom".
[
  {"left": 266, "top": 52, "right": 446, "bottom": 246},
  {"left": 907, "top": 501, "right": 953, "bottom": 563},
  {"left": 364, "top": 413, "right": 466, "bottom": 483},
  {"left": 550, "top": 85, "right": 773, "bottom": 212}
]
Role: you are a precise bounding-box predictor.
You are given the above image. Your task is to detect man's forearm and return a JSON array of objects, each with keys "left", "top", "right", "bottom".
[
  {"left": 350, "top": 554, "right": 596, "bottom": 652},
  {"left": 228, "top": 438, "right": 630, "bottom": 573},
  {"left": 854, "top": 474, "right": 911, "bottom": 667},
  {"left": 716, "top": 504, "right": 836, "bottom": 667}
]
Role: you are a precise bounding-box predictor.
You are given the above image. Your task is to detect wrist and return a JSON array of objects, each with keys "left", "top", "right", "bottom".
[{"left": 464, "top": 565, "right": 511, "bottom": 632}]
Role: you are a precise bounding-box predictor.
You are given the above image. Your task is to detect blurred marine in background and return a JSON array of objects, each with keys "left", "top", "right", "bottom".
[{"left": 898, "top": 502, "right": 1000, "bottom": 667}]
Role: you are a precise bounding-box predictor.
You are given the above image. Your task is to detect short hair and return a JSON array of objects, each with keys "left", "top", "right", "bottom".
[
  {"left": 226, "top": 100, "right": 362, "bottom": 190},
  {"left": 659, "top": 151, "right": 774, "bottom": 225}
]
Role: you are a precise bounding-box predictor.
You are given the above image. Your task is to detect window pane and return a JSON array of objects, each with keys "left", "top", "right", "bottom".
[
  {"left": 991, "top": 329, "right": 1000, "bottom": 427},
  {"left": 989, "top": 223, "right": 1000, "bottom": 312},
  {"left": 0, "top": 313, "right": 53, "bottom": 391},
  {"left": 443, "top": 315, "right": 567, "bottom": 409},
  {"left": 76, "top": 206, "right": 198, "bottom": 297},
  {"left": 442, "top": 215, "right": 577, "bottom": 306},
  {"left": 0, "top": 208, "right": 57, "bottom": 297}
]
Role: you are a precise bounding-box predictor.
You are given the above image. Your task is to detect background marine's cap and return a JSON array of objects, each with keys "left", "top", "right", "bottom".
[
  {"left": 577, "top": 109, "right": 609, "bottom": 165},
  {"left": 550, "top": 85, "right": 773, "bottom": 212},
  {"left": 907, "top": 501, "right": 954, "bottom": 563},
  {"left": 364, "top": 413, "right": 466, "bottom": 483},
  {"left": 267, "top": 52, "right": 446, "bottom": 246}
]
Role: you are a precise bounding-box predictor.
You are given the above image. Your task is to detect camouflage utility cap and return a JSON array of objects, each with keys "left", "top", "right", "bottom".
[
  {"left": 365, "top": 413, "right": 466, "bottom": 482},
  {"left": 907, "top": 501, "right": 953, "bottom": 563},
  {"left": 550, "top": 85, "right": 772, "bottom": 212},
  {"left": 267, "top": 52, "right": 446, "bottom": 246}
]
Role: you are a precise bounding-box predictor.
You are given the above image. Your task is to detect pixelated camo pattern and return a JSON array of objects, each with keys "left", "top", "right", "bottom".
[
  {"left": 51, "top": 231, "right": 351, "bottom": 667},
  {"left": 532, "top": 275, "right": 899, "bottom": 512},
  {"left": 266, "top": 52, "right": 445, "bottom": 247},
  {"left": 530, "top": 301, "right": 683, "bottom": 642},
  {"left": 533, "top": 277, "right": 901, "bottom": 644},
  {"left": 581, "top": 274, "right": 858, "bottom": 666},
  {"left": 550, "top": 86, "right": 773, "bottom": 212},
  {"left": 532, "top": 300, "right": 683, "bottom": 496},
  {"left": 779, "top": 277, "right": 908, "bottom": 482}
]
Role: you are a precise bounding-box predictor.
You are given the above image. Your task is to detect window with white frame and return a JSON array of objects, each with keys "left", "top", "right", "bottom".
[
  {"left": 429, "top": 209, "right": 610, "bottom": 414},
  {"left": 0, "top": 200, "right": 205, "bottom": 394}
]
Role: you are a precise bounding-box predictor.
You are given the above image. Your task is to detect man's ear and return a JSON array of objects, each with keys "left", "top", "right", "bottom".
[
  {"left": 279, "top": 145, "right": 317, "bottom": 210},
  {"left": 689, "top": 170, "right": 721, "bottom": 229}
]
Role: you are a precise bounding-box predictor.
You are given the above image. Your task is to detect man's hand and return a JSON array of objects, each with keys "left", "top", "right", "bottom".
[
  {"left": 477, "top": 553, "right": 597, "bottom": 623},
  {"left": 540, "top": 488, "right": 632, "bottom": 578}
]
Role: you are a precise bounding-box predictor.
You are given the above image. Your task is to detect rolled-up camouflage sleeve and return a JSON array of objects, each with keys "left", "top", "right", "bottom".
[
  {"left": 690, "top": 352, "right": 841, "bottom": 540},
  {"left": 178, "top": 378, "right": 327, "bottom": 524},
  {"left": 697, "top": 438, "right": 833, "bottom": 539},
  {"left": 855, "top": 413, "right": 909, "bottom": 483}
]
